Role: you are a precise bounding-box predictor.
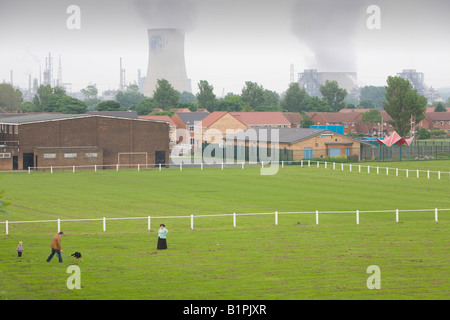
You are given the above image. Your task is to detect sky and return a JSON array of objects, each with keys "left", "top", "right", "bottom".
[{"left": 0, "top": 0, "right": 449, "bottom": 97}]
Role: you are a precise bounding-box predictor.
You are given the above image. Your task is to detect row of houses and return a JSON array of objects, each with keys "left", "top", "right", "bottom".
[{"left": 1, "top": 107, "right": 449, "bottom": 170}]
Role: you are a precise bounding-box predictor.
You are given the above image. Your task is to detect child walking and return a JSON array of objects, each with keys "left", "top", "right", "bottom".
[{"left": 17, "top": 241, "right": 23, "bottom": 258}]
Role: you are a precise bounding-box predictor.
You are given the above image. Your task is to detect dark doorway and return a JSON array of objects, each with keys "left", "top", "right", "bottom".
[
  {"left": 13, "top": 156, "right": 18, "bottom": 170},
  {"left": 155, "top": 151, "right": 166, "bottom": 168},
  {"left": 23, "top": 153, "right": 34, "bottom": 170}
]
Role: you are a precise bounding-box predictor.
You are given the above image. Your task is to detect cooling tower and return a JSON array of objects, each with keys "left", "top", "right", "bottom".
[{"left": 143, "top": 28, "right": 192, "bottom": 97}]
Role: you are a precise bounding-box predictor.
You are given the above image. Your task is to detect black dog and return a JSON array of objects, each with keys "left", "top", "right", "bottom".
[{"left": 71, "top": 252, "right": 83, "bottom": 262}]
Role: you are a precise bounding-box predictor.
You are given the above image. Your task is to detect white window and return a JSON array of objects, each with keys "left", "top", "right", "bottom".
[
  {"left": 43, "top": 153, "right": 57, "bottom": 159},
  {"left": 85, "top": 153, "right": 98, "bottom": 158},
  {"left": 189, "top": 126, "right": 194, "bottom": 132},
  {"left": 64, "top": 153, "right": 77, "bottom": 158},
  {"left": 14, "top": 125, "right": 18, "bottom": 134},
  {"left": 0, "top": 153, "right": 11, "bottom": 159}
]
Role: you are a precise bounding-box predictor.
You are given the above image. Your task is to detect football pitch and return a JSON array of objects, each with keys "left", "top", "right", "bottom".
[{"left": 0, "top": 160, "right": 449, "bottom": 300}]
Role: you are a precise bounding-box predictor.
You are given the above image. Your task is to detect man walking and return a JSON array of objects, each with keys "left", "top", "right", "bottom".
[{"left": 46, "top": 231, "right": 64, "bottom": 263}]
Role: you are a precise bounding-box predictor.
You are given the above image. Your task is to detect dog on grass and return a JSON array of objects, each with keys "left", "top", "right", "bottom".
[{"left": 71, "top": 252, "right": 83, "bottom": 262}]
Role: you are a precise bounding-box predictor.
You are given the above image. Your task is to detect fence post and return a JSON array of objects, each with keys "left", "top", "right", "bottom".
[
  {"left": 438, "top": 171, "right": 440, "bottom": 180},
  {"left": 386, "top": 167, "right": 389, "bottom": 176},
  {"left": 368, "top": 166, "right": 370, "bottom": 174},
  {"left": 95, "top": 164, "right": 97, "bottom": 173},
  {"left": 73, "top": 166, "right": 75, "bottom": 174},
  {"left": 349, "top": 164, "right": 352, "bottom": 172},
  {"left": 417, "top": 169, "right": 419, "bottom": 179},
  {"left": 222, "top": 162, "right": 224, "bottom": 170},
  {"left": 333, "top": 162, "right": 335, "bottom": 170},
  {"left": 233, "top": 213, "right": 236, "bottom": 227},
  {"left": 308, "top": 160, "right": 310, "bottom": 167},
  {"left": 435, "top": 208, "right": 438, "bottom": 223},
  {"left": 359, "top": 165, "right": 361, "bottom": 173},
  {"left": 301, "top": 160, "right": 303, "bottom": 167},
  {"left": 116, "top": 164, "right": 119, "bottom": 172},
  {"left": 57, "top": 218, "right": 61, "bottom": 233},
  {"left": 148, "top": 216, "right": 151, "bottom": 231},
  {"left": 5, "top": 220, "right": 8, "bottom": 235},
  {"left": 427, "top": 170, "right": 430, "bottom": 179},
  {"left": 396, "top": 209, "right": 399, "bottom": 223},
  {"left": 28, "top": 167, "right": 31, "bottom": 174},
  {"left": 406, "top": 169, "right": 409, "bottom": 178},
  {"left": 103, "top": 217, "right": 106, "bottom": 232},
  {"left": 341, "top": 163, "right": 344, "bottom": 171},
  {"left": 377, "top": 166, "right": 379, "bottom": 174},
  {"left": 275, "top": 211, "right": 278, "bottom": 226},
  {"left": 396, "top": 168, "right": 398, "bottom": 177},
  {"left": 317, "top": 161, "right": 319, "bottom": 168},
  {"left": 180, "top": 163, "right": 182, "bottom": 171},
  {"left": 315, "top": 210, "right": 319, "bottom": 225},
  {"left": 138, "top": 164, "right": 140, "bottom": 172},
  {"left": 51, "top": 166, "right": 53, "bottom": 174},
  {"left": 242, "top": 162, "right": 245, "bottom": 170},
  {"left": 282, "top": 161, "right": 284, "bottom": 169},
  {"left": 325, "top": 162, "right": 327, "bottom": 169},
  {"left": 191, "top": 214, "right": 194, "bottom": 230},
  {"left": 201, "top": 163, "right": 203, "bottom": 171},
  {"left": 356, "top": 210, "right": 359, "bottom": 225}
]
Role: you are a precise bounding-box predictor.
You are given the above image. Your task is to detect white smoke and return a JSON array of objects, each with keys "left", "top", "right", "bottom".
[{"left": 133, "top": 0, "right": 197, "bottom": 31}]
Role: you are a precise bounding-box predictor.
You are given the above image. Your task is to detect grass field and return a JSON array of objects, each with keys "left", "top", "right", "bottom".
[{"left": 0, "top": 160, "right": 449, "bottom": 300}]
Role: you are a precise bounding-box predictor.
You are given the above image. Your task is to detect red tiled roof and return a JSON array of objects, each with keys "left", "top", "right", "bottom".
[
  {"left": 199, "top": 111, "right": 228, "bottom": 128},
  {"left": 426, "top": 112, "right": 450, "bottom": 121},
  {"left": 230, "top": 112, "right": 291, "bottom": 126}
]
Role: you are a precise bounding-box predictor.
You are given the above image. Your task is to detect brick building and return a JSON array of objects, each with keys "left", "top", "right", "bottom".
[{"left": 0, "top": 113, "right": 169, "bottom": 171}]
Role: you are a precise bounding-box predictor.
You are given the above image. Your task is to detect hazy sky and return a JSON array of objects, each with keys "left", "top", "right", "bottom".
[{"left": 0, "top": 0, "right": 449, "bottom": 97}]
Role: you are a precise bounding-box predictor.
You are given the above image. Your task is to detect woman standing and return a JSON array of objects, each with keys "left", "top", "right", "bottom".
[{"left": 157, "top": 224, "right": 169, "bottom": 250}]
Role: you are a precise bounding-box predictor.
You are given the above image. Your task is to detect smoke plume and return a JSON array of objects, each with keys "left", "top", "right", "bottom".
[
  {"left": 290, "top": 0, "right": 365, "bottom": 72},
  {"left": 133, "top": 0, "right": 197, "bottom": 31}
]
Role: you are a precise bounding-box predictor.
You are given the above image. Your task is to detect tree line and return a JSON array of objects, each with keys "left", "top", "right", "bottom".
[{"left": 0, "top": 76, "right": 447, "bottom": 137}]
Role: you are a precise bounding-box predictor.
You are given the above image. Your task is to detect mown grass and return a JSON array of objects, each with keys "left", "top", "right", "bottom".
[{"left": 0, "top": 161, "right": 449, "bottom": 300}]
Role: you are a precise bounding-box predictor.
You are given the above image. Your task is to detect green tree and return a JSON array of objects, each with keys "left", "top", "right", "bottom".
[
  {"left": 359, "top": 86, "right": 386, "bottom": 108},
  {"left": 262, "top": 89, "right": 280, "bottom": 107},
  {"left": 320, "top": 80, "right": 347, "bottom": 112},
  {"left": 361, "top": 109, "right": 382, "bottom": 134},
  {"left": 179, "top": 91, "right": 197, "bottom": 104},
  {"left": 81, "top": 85, "right": 100, "bottom": 110},
  {"left": 0, "top": 83, "right": 23, "bottom": 112},
  {"left": 241, "top": 81, "right": 265, "bottom": 109},
  {"left": 304, "top": 96, "right": 332, "bottom": 112},
  {"left": 54, "top": 96, "right": 87, "bottom": 114},
  {"left": 116, "top": 84, "right": 145, "bottom": 110},
  {"left": 280, "top": 82, "right": 309, "bottom": 112},
  {"left": 196, "top": 80, "right": 216, "bottom": 112},
  {"left": 96, "top": 100, "right": 124, "bottom": 111},
  {"left": 153, "top": 79, "right": 180, "bottom": 110},
  {"left": 216, "top": 95, "right": 247, "bottom": 112},
  {"left": 300, "top": 112, "right": 315, "bottom": 128},
  {"left": 131, "top": 98, "right": 154, "bottom": 115},
  {"left": 32, "top": 85, "right": 66, "bottom": 112},
  {"left": 383, "top": 76, "right": 427, "bottom": 137},
  {"left": 417, "top": 128, "right": 431, "bottom": 140},
  {"left": 434, "top": 101, "right": 447, "bottom": 112}
]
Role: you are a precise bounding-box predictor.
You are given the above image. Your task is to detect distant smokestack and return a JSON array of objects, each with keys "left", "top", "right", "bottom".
[{"left": 143, "top": 28, "right": 192, "bottom": 97}]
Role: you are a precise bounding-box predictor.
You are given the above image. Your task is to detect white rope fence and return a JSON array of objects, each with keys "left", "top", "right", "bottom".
[
  {"left": 1, "top": 160, "right": 446, "bottom": 180},
  {"left": 1, "top": 208, "right": 448, "bottom": 235}
]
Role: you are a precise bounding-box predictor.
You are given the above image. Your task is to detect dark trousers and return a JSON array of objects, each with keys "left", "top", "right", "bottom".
[
  {"left": 47, "top": 249, "right": 63, "bottom": 262},
  {"left": 18, "top": 251, "right": 22, "bottom": 258}
]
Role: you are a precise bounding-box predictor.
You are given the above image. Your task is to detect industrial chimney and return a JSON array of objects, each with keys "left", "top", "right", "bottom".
[{"left": 143, "top": 28, "right": 192, "bottom": 97}]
